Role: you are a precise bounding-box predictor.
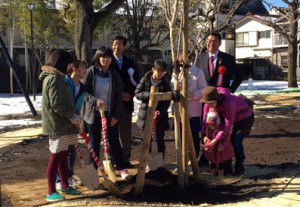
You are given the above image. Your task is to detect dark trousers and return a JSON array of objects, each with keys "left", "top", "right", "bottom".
[
  {"left": 119, "top": 107, "right": 132, "bottom": 161},
  {"left": 153, "top": 121, "right": 166, "bottom": 155},
  {"left": 230, "top": 113, "right": 255, "bottom": 162},
  {"left": 189, "top": 117, "right": 201, "bottom": 158},
  {"left": 86, "top": 112, "right": 126, "bottom": 170}
]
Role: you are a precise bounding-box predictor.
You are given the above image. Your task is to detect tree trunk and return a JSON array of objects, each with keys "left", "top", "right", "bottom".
[
  {"left": 287, "top": 10, "right": 298, "bottom": 88},
  {"left": 133, "top": 42, "right": 143, "bottom": 62},
  {"left": 75, "top": 1, "right": 94, "bottom": 64},
  {"left": 74, "top": 0, "right": 124, "bottom": 65},
  {"left": 288, "top": 41, "right": 298, "bottom": 87}
]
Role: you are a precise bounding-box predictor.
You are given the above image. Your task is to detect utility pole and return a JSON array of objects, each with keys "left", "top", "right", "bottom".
[{"left": 27, "top": 3, "right": 36, "bottom": 100}]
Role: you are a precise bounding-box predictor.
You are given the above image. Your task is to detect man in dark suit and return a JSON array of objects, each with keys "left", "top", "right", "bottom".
[
  {"left": 195, "top": 32, "right": 243, "bottom": 93},
  {"left": 195, "top": 32, "right": 243, "bottom": 167},
  {"left": 111, "top": 35, "right": 139, "bottom": 168}
]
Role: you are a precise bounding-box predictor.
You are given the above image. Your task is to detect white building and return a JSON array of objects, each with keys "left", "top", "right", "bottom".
[{"left": 234, "top": 13, "right": 295, "bottom": 80}]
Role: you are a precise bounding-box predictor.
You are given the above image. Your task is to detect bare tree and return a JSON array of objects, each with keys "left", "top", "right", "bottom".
[
  {"left": 160, "top": 0, "right": 184, "bottom": 187},
  {"left": 59, "top": 0, "right": 124, "bottom": 64},
  {"left": 110, "top": 0, "right": 169, "bottom": 62},
  {"left": 191, "top": 0, "right": 248, "bottom": 52},
  {"left": 259, "top": 0, "right": 299, "bottom": 87}
]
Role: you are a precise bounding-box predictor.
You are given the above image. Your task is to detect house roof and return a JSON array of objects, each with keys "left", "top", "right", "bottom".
[
  {"left": 236, "top": 13, "right": 276, "bottom": 27},
  {"left": 235, "top": 0, "right": 269, "bottom": 15}
]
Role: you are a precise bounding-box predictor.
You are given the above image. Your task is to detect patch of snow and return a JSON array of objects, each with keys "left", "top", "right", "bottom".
[{"left": 0, "top": 80, "right": 299, "bottom": 131}]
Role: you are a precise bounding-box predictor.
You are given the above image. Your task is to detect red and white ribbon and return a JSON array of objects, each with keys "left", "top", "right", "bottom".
[
  {"left": 151, "top": 111, "right": 160, "bottom": 152},
  {"left": 80, "top": 131, "right": 104, "bottom": 171},
  {"left": 128, "top": 68, "right": 137, "bottom": 86},
  {"left": 101, "top": 116, "right": 109, "bottom": 156}
]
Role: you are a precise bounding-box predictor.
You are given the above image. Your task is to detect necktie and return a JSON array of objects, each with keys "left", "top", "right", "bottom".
[
  {"left": 117, "top": 58, "right": 122, "bottom": 70},
  {"left": 209, "top": 56, "right": 214, "bottom": 77}
]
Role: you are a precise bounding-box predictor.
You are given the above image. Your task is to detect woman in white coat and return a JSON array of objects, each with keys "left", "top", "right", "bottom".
[{"left": 171, "top": 54, "right": 207, "bottom": 158}]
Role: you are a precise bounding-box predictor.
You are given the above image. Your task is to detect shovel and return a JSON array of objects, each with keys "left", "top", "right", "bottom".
[
  {"left": 98, "top": 105, "right": 117, "bottom": 183},
  {"left": 147, "top": 111, "right": 164, "bottom": 171},
  {"left": 74, "top": 144, "right": 99, "bottom": 190},
  {"left": 80, "top": 130, "right": 122, "bottom": 197}
]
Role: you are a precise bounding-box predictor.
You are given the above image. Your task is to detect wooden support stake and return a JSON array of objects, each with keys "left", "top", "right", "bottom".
[
  {"left": 153, "top": 92, "right": 172, "bottom": 101},
  {"left": 152, "top": 91, "right": 193, "bottom": 101},
  {"left": 182, "top": 0, "right": 190, "bottom": 187},
  {"left": 179, "top": 100, "right": 189, "bottom": 185},
  {"left": 134, "top": 86, "right": 159, "bottom": 195},
  {"left": 174, "top": 101, "right": 184, "bottom": 188},
  {"left": 185, "top": 112, "right": 201, "bottom": 182}
]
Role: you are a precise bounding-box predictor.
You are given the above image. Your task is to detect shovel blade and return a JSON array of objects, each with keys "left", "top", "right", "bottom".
[
  {"left": 103, "top": 160, "right": 117, "bottom": 183},
  {"left": 76, "top": 164, "right": 99, "bottom": 190},
  {"left": 147, "top": 152, "right": 164, "bottom": 171}
]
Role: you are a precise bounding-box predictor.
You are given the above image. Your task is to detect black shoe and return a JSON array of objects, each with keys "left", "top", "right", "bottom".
[
  {"left": 223, "top": 159, "right": 234, "bottom": 176},
  {"left": 124, "top": 161, "right": 135, "bottom": 169},
  {"left": 235, "top": 161, "right": 244, "bottom": 175}
]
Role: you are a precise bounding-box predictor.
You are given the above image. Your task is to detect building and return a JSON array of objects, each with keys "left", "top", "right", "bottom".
[{"left": 235, "top": 12, "right": 299, "bottom": 80}]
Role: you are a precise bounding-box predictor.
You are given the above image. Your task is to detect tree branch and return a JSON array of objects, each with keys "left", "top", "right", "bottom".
[{"left": 94, "top": 0, "right": 124, "bottom": 28}]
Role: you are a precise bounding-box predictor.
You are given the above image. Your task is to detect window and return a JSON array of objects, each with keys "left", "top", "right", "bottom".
[
  {"left": 236, "top": 32, "right": 249, "bottom": 46},
  {"left": 259, "top": 30, "right": 271, "bottom": 39},
  {"left": 281, "top": 55, "right": 288, "bottom": 67},
  {"left": 236, "top": 31, "right": 258, "bottom": 46}
]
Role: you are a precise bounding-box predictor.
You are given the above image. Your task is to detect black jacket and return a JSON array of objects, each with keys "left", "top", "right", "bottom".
[
  {"left": 195, "top": 51, "right": 243, "bottom": 93},
  {"left": 135, "top": 71, "right": 171, "bottom": 130},
  {"left": 112, "top": 55, "right": 139, "bottom": 112}
]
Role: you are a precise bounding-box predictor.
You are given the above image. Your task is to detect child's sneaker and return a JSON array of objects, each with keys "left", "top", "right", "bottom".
[
  {"left": 68, "top": 177, "right": 82, "bottom": 189},
  {"left": 46, "top": 192, "right": 65, "bottom": 202},
  {"left": 74, "top": 178, "right": 83, "bottom": 186},
  {"left": 60, "top": 187, "right": 81, "bottom": 195},
  {"left": 120, "top": 169, "right": 131, "bottom": 180},
  {"left": 55, "top": 182, "right": 61, "bottom": 190},
  {"left": 145, "top": 164, "right": 150, "bottom": 173}
]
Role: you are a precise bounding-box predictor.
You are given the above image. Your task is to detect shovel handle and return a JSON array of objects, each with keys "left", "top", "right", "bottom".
[
  {"left": 99, "top": 104, "right": 105, "bottom": 117},
  {"left": 74, "top": 144, "right": 86, "bottom": 166},
  {"left": 80, "top": 131, "right": 103, "bottom": 169},
  {"left": 75, "top": 144, "right": 84, "bottom": 160},
  {"left": 80, "top": 131, "right": 115, "bottom": 180},
  {"left": 98, "top": 105, "right": 110, "bottom": 158}
]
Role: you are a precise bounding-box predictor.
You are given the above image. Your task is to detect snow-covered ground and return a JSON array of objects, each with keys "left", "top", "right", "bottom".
[{"left": 0, "top": 80, "right": 299, "bottom": 131}]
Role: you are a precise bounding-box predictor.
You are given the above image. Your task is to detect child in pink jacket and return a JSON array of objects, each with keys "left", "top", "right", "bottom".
[
  {"left": 202, "top": 109, "right": 234, "bottom": 176},
  {"left": 201, "top": 86, "right": 254, "bottom": 175}
]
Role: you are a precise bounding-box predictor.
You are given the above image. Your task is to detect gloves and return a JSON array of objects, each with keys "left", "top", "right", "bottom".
[
  {"left": 172, "top": 90, "right": 181, "bottom": 102},
  {"left": 97, "top": 99, "right": 104, "bottom": 109},
  {"left": 71, "top": 114, "right": 82, "bottom": 126}
]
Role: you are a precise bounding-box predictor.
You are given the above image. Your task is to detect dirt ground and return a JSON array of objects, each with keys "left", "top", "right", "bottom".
[{"left": 1, "top": 92, "right": 300, "bottom": 207}]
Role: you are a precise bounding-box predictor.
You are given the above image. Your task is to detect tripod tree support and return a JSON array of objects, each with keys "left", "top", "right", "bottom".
[
  {"left": 0, "top": 36, "right": 37, "bottom": 116},
  {"left": 135, "top": 86, "right": 159, "bottom": 195}
]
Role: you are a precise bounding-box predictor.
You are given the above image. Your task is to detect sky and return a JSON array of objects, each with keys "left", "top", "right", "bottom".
[
  {"left": 1, "top": 80, "right": 300, "bottom": 131},
  {"left": 265, "top": 0, "right": 286, "bottom": 8}
]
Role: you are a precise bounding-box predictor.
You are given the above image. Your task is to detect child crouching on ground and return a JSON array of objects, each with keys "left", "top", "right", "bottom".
[{"left": 202, "top": 109, "right": 234, "bottom": 176}]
